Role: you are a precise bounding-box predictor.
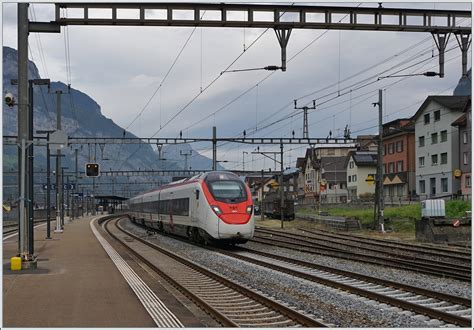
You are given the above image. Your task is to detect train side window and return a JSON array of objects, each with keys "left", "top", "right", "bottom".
[{"left": 196, "top": 190, "right": 200, "bottom": 200}]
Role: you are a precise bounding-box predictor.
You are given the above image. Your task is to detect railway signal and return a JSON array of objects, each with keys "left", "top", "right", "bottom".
[{"left": 85, "top": 163, "right": 100, "bottom": 177}]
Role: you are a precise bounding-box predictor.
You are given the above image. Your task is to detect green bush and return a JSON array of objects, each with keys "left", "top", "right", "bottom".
[
  {"left": 296, "top": 200, "right": 471, "bottom": 233},
  {"left": 445, "top": 200, "right": 471, "bottom": 217}
]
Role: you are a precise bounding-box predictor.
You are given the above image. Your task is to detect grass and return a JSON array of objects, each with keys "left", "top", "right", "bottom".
[{"left": 297, "top": 200, "right": 471, "bottom": 233}]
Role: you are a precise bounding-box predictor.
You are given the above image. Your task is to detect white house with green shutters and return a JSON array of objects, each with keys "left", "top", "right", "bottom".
[{"left": 413, "top": 95, "right": 470, "bottom": 199}]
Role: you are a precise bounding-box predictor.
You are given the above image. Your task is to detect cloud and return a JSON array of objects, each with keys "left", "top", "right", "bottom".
[{"left": 3, "top": 2, "right": 471, "bottom": 170}]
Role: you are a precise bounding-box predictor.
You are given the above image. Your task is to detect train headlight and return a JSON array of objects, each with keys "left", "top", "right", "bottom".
[
  {"left": 246, "top": 205, "right": 253, "bottom": 215},
  {"left": 211, "top": 205, "right": 223, "bottom": 216}
]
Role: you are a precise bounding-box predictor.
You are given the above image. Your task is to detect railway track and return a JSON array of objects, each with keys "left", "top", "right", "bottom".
[
  {"left": 297, "top": 227, "right": 472, "bottom": 261},
  {"left": 209, "top": 246, "right": 471, "bottom": 327},
  {"left": 253, "top": 228, "right": 471, "bottom": 281},
  {"left": 311, "top": 226, "right": 471, "bottom": 254},
  {"left": 103, "top": 216, "right": 328, "bottom": 327},
  {"left": 2, "top": 220, "right": 49, "bottom": 238}
]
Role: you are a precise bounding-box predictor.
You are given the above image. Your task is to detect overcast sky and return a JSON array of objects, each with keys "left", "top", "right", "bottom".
[{"left": 2, "top": 1, "right": 472, "bottom": 171}]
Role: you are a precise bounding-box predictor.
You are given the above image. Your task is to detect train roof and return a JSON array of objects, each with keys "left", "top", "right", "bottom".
[{"left": 129, "top": 171, "right": 241, "bottom": 201}]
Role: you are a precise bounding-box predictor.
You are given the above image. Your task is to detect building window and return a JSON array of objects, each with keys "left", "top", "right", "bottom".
[
  {"left": 441, "top": 178, "right": 448, "bottom": 193},
  {"left": 440, "top": 152, "right": 448, "bottom": 165},
  {"left": 349, "top": 161, "right": 354, "bottom": 169},
  {"left": 383, "top": 144, "right": 386, "bottom": 155},
  {"left": 431, "top": 132, "right": 438, "bottom": 144},
  {"left": 340, "top": 183, "right": 346, "bottom": 189},
  {"left": 463, "top": 152, "right": 469, "bottom": 165},
  {"left": 388, "top": 143, "right": 394, "bottom": 154},
  {"left": 431, "top": 154, "right": 438, "bottom": 165},
  {"left": 348, "top": 176, "right": 351, "bottom": 182},
  {"left": 424, "top": 113, "right": 430, "bottom": 124},
  {"left": 463, "top": 131, "right": 468, "bottom": 144},
  {"left": 388, "top": 162, "right": 394, "bottom": 173},
  {"left": 430, "top": 178, "right": 436, "bottom": 195},
  {"left": 419, "top": 136, "right": 425, "bottom": 147},
  {"left": 396, "top": 140, "right": 403, "bottom": 152},
  {"left": 352, "top": 175, "right": 357, "bottom": 182},
  {"left": 440, "top": 130, "right": 447, "bottom": 142},
  {"left": 466, "top": 176, "right": 471, "bottom": 188},
  {"left": 397, "top": 160, "right": 403, "bottom": 172},
  {"left": 434, "top": 110, "right": 441, "bottom": 121},
  {"left": 419, "top": 156, "right": 425, "bottom": 167},
  {"left": 419, "top": 180, "right": 425, "bottom": 194}
]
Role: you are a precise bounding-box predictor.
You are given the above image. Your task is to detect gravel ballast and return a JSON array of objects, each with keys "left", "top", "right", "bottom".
[{"left": 121, "top": 219, "right": 470, "bottom": 327}]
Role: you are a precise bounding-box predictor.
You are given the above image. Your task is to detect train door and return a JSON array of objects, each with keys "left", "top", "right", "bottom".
[{"left": 191, "top": 188, "right": 200, "bottom": 223}]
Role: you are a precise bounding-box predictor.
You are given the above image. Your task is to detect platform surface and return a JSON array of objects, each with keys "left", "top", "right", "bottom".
[{"left": 2, "top": 215, "right": 163, "bottom": 327}]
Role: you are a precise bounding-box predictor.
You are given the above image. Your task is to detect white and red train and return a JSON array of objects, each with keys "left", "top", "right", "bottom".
[{"left": 127, "top": 171, "right": 255, "bottom": 244}]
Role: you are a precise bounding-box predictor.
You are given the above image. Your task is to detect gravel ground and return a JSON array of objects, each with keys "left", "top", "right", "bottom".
[
  {"left": 244, "top": 240, "right": 472, "bottom": 299},
  {"left": 263, "top": 229, "right": 472, "bottom": 267},
  {"left": 120, "top": 219, "right": 468, "bottom": 327}
]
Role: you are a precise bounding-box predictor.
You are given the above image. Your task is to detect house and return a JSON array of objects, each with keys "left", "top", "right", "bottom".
[
  {"left": 413, "top": 95, "right": 470, "bottom": 199},
  {"left": 356, "top": 135, "right": 378, "bottom": 151},
  {"left": 255, "top": 172, "right": 298, "bottom": 205},
  {"left": 302, "top": 146, "right": 355, "bottom": 205},
  {"left": 382, "top": 118, "right": 416, "bottom": 202},
  {"left": 451, "top": 98, "right": 472, "bottom": 199},
  {"left": 319, "top": 156, "right": 349, "bottom": 203},
  {"left": 295, "top": 157, "right": 306, "bottom": 205},
  {"left": 345, "top": 151, "right": 378, "bottom": 200}
]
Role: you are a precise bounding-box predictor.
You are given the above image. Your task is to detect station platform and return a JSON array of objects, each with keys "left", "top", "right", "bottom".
[{"left": 2, "top": 215, "right": 203, "bottom": 327}]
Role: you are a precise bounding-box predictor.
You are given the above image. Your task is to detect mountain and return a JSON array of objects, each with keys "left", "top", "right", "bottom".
[{"left": 2, "top": 46, "right": 216, "bottom": 198}]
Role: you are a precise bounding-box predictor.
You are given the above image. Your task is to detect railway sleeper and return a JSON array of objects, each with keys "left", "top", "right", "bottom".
[
  {"left": 387, "top": 292, "right": 415, "bottom": 298},
  {"left": 216, "top": 303, "right": 264, "bottom": 310},
  {"left": 178, "top": 278, "right": 218, "bottom": 285},
  {"left": 198, "top": 292, "right": 242, "bottom": 298},
  {"left": 422, "top": 301, "right": 451, "bottom": 308},
  {"left": 194, "top": 287, "right": 235, "bottom": 294},
  {"left": 404, "top": 297, "right": 436, "bottom": 304},
  {"left": 433, "top": 304, "right": 462, "bottom": 311},
  {"left": 207, "top": 299, "right": 257, "bottom": 306},
  {"left": 238, "top": 319, "right": 296, "bottom": 327},
  {"left": 224, "top": 311, "right": 277, "bottom": 317},
  {"left": 217, "top": 306, "right": 268, "bottom": 313},
  {"left": 448, "top": 309, "right": 472, "bottom": 316},
  {"left": 228, "top": 315, "right": 289, "bottom": 322},
  {"left": 373, "top": 288, "right": 402, "bottom": 294},
  {"left": 199, "top": 295, "right": 249, "bottom": 301}
]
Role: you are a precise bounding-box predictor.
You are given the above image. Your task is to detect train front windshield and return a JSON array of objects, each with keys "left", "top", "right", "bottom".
[{"left": 205, "top": 174, "right": 247, "bottom": 203}]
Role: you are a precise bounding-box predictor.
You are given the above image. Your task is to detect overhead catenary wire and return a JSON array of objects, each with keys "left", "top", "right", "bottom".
[
  {"left": 119, "top": 7, "right": 299, "bottom": 169},
  {"left": 124, "top": 11, "right": 468, "bottom": 172},
  {"left": 217, "top": 51, "right": 465, "bottom": 169}
]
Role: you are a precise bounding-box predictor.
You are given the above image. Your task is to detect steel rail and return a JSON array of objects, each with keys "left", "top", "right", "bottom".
[
  {"left": 251, "top": 235, "right": 471, "bottom": 281},
  {"left": 210, "top": 247, "right": 471, "bottom": 327},
  {"left": 297, "top": 227, "right": 472, "bottom": 261},
  {"left": 306, "top": 226, "right": 472, "bottom": 256},
  {"left": 236, "top": 247, "right": 471, "bottom": 307},
  {"left": 99, "top": 217, "right": 238, "bottom": 327},
  {"left": 255, "top": 228, "right": 471, "bottom": 273},
  {"left": 107, "top": 217, "right": 326, "bottom": 327}
]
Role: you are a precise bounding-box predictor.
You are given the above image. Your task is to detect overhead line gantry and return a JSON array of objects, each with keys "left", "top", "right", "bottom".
[
  {"left": 34, "top": 2, "right": 471, "bottom": 75},
  {"left": 13, "top": 1, "right": 471, "bottom": 267}
]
